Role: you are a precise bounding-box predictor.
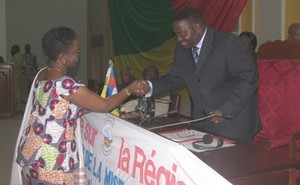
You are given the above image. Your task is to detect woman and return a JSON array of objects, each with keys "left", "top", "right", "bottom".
[
  {"left": 11, "top": 26, "right": 148, "bottom": 185},
  {"left": 239, "top": 31, "right": 257, "bottom": 61},
  {"left": 118, "top": 67, "right": 137, "bottom": 103}
]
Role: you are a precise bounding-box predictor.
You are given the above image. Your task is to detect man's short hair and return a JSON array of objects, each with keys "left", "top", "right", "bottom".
[{"left": 173, "top": 7, "right": 204, "bottom": 24}]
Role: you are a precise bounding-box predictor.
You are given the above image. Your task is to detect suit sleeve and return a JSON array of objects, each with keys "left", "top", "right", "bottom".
[{"left": 151, "top": 46, "right": 185, "bottom": 97}]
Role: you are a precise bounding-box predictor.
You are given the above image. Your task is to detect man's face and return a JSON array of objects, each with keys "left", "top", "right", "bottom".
[
  {"left": 172, "top": 19, "right": 203, "bottom": 49},
  {"left": 292, "top": 29, "right": 300, "bottom": 40},
  {"left": 25, "top": 45, "right": 31, "bottom": 53}
]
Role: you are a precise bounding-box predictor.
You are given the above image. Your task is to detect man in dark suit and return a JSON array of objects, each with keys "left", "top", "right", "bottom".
[{"left": 146, "top": 7, "right": 261, "bottom": 143}]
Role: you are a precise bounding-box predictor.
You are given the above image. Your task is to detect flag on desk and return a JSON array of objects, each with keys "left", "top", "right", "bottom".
[{"left": 100, "top": 60, "right": 120, "bottom": 116}]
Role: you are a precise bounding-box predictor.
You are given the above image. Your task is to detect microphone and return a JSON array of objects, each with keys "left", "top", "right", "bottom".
[
  {"left": 147, "top": 114, "right": 231, "bottom": 131},
  {"left": 192, "top": 134, "right": 224, "bottom": 150},
  {"left": 139, "top": 109, "right": 178, "bottom": 126}
]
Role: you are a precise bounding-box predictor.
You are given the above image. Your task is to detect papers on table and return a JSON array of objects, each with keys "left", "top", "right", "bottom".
[{"left": 159, "top": 129, "right": 235, "bottom": 152}]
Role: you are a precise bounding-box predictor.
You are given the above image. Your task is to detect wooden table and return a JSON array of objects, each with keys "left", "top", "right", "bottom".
[
  {"left": 194, "top": 142, "right": 299, "bottom": 185},
  {"left": 125, "top": 115, "right": 300, "bottom": 185}
]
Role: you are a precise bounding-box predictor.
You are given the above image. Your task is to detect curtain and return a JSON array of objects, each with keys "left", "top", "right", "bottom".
[{"left": 107, "top": 0, "right": 247, "bottom": 89}]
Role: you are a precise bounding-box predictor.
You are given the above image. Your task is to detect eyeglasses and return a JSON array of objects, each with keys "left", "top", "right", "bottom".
[{"left": 69, "top": 49, "right": 80, "bottom": 55}]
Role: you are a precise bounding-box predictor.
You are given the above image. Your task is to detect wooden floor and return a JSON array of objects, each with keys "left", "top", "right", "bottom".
[{"left": 0, "top": 113, "right": 23, "bottom": 185}]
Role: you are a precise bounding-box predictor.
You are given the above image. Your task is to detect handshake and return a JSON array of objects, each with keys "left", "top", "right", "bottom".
[{"left": 126, "top": 80, "right": 150, "bottom": 97}]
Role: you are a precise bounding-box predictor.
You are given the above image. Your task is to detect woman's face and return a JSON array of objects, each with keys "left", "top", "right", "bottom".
[
  {"left": 65, "top": 38, "right": 80, "bottom": 68},
  {"left": 121, "top": 70, "right": 132, "bottom": 83},
  {"left": 239, "top": 35, "right": 254, "bottom": 53}
]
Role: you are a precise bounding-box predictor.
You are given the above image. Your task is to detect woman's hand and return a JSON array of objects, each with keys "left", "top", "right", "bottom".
[{"left": 127, "top": 80, "right": 150, "bottom": 97}]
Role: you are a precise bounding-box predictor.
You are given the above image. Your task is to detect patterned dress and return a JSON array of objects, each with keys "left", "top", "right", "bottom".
[{"left": 16, "top": 76, "right": 85, "bottom": 185}]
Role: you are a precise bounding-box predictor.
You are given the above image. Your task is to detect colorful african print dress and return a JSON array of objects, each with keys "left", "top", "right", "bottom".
[{"left": 16, "top": 76, "right": 85, "bottom": 185}]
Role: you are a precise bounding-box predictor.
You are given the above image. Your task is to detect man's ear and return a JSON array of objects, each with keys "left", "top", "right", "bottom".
[{"left": 194, "top": 23, "right": 201, "bottom": 33}]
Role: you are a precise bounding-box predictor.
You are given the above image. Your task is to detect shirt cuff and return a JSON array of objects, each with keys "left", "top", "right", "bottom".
[{"left": 145, "top": 80, "right": 153, "bottom": 97}]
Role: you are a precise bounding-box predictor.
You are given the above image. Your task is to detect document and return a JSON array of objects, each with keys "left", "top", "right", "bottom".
[{"left": 159, "top": 129, "right": 235, "bottom": 152}]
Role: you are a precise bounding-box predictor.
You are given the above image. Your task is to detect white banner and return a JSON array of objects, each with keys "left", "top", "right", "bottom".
[{"left": 81, "top": 112, "right": 231, "bottom": 185}]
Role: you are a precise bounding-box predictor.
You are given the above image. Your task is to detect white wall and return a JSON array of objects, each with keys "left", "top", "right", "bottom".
[
  {"left": 5, "top": 0, "right": 88, "bottom": 82},
  {"left": 0, "top": 0, "right": 6, "bottom": 61},
  {"left": 257, "top": 0, "right": 283, "bottom": 47}
]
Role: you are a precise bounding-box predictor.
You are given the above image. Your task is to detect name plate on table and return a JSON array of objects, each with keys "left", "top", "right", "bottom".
[{"left": 81, "top": 112, "right": 232, "bottom": 185}]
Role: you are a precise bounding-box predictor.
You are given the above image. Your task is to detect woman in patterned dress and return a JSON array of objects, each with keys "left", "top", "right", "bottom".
[{"left": 11, "top": 26, "right": 149, "bottom": 185}]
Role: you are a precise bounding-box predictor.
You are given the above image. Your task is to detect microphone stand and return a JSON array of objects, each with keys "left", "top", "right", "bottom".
[{"left": 147, "top": 114, "right": 231, "bottom": 131}]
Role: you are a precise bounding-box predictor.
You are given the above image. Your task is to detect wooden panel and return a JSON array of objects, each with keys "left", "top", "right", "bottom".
[
  {"left": 0, "top": 64, "right": 13, "bottom": 117},
  {"left": 230, "top": 169, "right": 293, "bottom": 185},
  {"left": 258, "top": 40, "right": 300, "bottom": 59}
]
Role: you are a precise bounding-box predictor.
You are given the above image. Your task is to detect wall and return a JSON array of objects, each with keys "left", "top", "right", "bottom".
[
  {"left": 285, "top": 0, "right": 300, "bottom": 38},
  {"left": 257, "top": 0, "right": 282, "bottom": 46},
  {"left": 88, "top": 0, "right": 106, "bottom": 84},
  {"left": 0, "top": 0, "right": 6, "bottom": 60},
  {"left": 5, "top": 0, "right": 88, "bottom": 82},
  {"left": 240, "top": 0, "right": 300, "bottom": 48}
]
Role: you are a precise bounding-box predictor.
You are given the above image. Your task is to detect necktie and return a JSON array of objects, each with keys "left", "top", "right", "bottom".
[{"left": 192, "top": 46, "right": 199, "bottom": 63}]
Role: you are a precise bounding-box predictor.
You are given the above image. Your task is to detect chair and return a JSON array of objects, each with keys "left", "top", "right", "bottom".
[
  {"left": 252, "top": 39, "right": 300, "bottom": 185},
  {"left": 253, "top": 40, "right": 300, "bottom": 148},
  {"left": 289, "top": 132, "right": 300, "bottom": 159},
  {"left": 167, "top": 93, "right": 181, "bottom": 118}
]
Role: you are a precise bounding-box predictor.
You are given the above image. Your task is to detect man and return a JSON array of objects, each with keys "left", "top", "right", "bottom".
[
  {"left": 146, "top": 7, "right": 261, "bottom": 143},
  {"left": 11, "top": 44, "right": 27, "bottom": 113},
  {"left": 23, "top": 44, "right": 37, "bottom": 91},
  {"left": 288, "top": 23, "right": 300, "bottom": 40}
]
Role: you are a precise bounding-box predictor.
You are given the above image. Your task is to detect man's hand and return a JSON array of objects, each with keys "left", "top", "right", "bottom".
[
  {"left": 209, "top": 109, "right": 225, "bottom": 124},
  {"left": 128, "top": 80, "right": 150, "bottom": 97}
]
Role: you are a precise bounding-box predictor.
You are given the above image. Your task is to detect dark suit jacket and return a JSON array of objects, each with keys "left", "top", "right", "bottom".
[{"left": 151, "top": 28, "right": 261, "bottom": 143}]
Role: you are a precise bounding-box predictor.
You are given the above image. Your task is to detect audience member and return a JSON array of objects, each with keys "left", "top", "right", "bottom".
[
  {"left": 23, "top": 44, "right": 38, "bottom": 92},
  {"left": 145, "top": 7, "right": 261, "bottom": 143},
  {"left": 0, "top": 56, "right": 4, "bottom": 63},
  {"left": 143, "top": 66, "right": 159, "bottom": 80},
  {"left": 239, "top": 31, "right": 257, "bottom": 61},
  {"left": 288, "top": 23, "right": 300, "bottom": 40},
  {"left": 10, "top": 44, "right": 27, "bottom": 113},
  {"left": 136, "top": 66, "right": 160, "bottom": 118},
  {"left": 11, "top": 26, "right": 149, "bottom": 185},
  {"left": 118, "top": 67, "right": 137, "bottom": 103}
]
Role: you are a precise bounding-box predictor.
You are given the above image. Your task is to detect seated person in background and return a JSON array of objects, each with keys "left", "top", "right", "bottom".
[
  {"left": 121, "top": 66, "right": 171, "bottom": 120},
  {"left": 288, "top": 23, "right": 300, "bottom": 40},
  {"left": 136, "top": 66, "right": 160, "bottom": 119},
  {"left": 0, "top": 56, "right": 4, "bottom": 63},
  {"left": 118, "top": 67, "right": 137, "bottom": 103},
  {"left": 239, "top": 31, "right": 257, "bottom": 61}
]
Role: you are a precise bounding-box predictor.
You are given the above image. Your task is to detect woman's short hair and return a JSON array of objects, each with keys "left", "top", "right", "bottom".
[
  {"left": 42, "top": 26, "right": 77, "bottom": 62},
  {"left": 239, "top": 31, "right": 257, "bottom": 51}
]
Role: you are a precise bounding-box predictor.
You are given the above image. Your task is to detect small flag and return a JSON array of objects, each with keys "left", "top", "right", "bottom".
[{"left": 101, "top": 60, "right": 119, "bottom": 116}]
